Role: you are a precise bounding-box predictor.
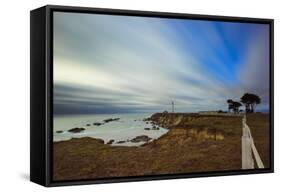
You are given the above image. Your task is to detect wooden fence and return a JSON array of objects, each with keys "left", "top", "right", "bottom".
[{"left": 242, "top": 114, "right": 264, "bottom": 169}]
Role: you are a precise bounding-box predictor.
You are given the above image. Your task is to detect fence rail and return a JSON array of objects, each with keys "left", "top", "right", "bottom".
[{"left": 242, "top": 114, "right": 264, "bottom": 169}]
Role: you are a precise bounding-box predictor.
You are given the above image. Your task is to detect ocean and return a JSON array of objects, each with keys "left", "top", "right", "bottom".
[{"left": 53, "top": 113, "right": 168, "bottom": 146}]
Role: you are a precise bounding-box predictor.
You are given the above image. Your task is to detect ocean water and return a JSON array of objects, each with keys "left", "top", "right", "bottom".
[{"left": 53, "top": 113, "right": 168, "bottom": 146}]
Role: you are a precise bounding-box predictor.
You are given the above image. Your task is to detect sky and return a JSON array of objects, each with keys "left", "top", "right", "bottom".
[{"left": 53, "top": 12, "right": 270, "bottom": 115}]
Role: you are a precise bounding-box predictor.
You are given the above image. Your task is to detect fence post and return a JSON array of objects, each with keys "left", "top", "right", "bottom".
[
  {"left": 242, "top": 135, "right": 254, "bottom": 169},
  {"left": 242, "top": 115, "right": 254, "bottom": 169}
]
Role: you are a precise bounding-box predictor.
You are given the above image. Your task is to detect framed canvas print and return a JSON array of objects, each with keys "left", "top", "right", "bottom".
[{"left": 30, "top": 5, "right": 274, "bottom": 187}]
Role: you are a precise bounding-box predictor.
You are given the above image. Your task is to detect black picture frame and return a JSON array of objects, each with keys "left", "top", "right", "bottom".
[{"left": 30, "top": 5, "right": 274, "bottom": 187}]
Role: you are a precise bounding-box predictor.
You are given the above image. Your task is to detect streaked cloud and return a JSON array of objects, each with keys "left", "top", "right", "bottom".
[{"left": 53, "top": 12, "right": 270, "bottom": 114}]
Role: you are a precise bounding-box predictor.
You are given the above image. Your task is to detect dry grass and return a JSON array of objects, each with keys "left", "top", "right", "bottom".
[
  {"left": 53, "top": 113, "right": 270, "bottom": 181},
  {"left": 246, "top": 113, "right": 270, "bottom": 168}
]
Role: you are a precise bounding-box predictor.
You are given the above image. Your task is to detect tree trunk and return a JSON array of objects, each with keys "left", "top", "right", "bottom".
[{"left": 252, "top": 103, "right": 256, "bottom": 113}]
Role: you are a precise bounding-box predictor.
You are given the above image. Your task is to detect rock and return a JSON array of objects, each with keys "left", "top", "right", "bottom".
[
  {"left": 93, "top": 122, "right": 102, "bottom": 126},
  {"left": 68, "top": 127, "right": 85, "bottom": 133},
  {"left": 103, "top": 118, "right": 120, "bottom": 123},
  {"left": 130, "top": 135, "right": 152, "bottom": 143},
  {"left": 143, "top": 118, "right": 151, "bottom": 121},
  {"left": 56, "top": 130, "right": 63, "bottom": 133},
  {"left": 86, "top": 124, "right": 91, "bottom": 126},
  {"left": 116, "top": 140, "right": 126, "bottom": 144},
  {"left": 107, "top": 139, "right": 114, "bottom": 144},
  {"left": 152, "top": 126, "right": 159, "bottom": 130},
  {"left": 144, "top": 128, "right": 150, "bottom": 130}
]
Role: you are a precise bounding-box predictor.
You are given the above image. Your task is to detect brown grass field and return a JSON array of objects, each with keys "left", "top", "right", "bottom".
[
  {"left": 246, "top": 113, "right": 270, "bottom": 168},
  {"left": 53, "top": 113, "right": 270, "bottom": 181}
]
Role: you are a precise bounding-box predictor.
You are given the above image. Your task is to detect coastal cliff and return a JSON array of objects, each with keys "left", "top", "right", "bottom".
[{"left": 53, "top": 113, "right": 269, "bottom": 181}]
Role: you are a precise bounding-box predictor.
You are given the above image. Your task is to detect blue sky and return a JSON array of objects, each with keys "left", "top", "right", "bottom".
[{"left": 53, "top": 12, "right": 270, "bottom": 114}]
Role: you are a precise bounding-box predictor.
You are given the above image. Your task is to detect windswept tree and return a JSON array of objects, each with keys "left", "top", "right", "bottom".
[
  {"left": 232, "top": 101, "right": 242, "bottom": 113},
  {"left": 240, "top": 93, "right": 261, "bottom": 113},
  {"left": 227, "top": 99, "right": 234, "bottom": 113},
  {"left": 227, "top": 99, "right": 242, "bottom": 113}
]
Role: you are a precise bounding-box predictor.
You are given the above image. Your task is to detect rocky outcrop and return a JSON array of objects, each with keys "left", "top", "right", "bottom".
[
  {"left": 107, "top": 139, "right": 115, "bottom": 144},
  {"left": 103, "top": 118, "right": 120, "bottom": 123},
  {"left": 93, "top": 122, "right": 102, "bottom": 126},
  {"left": 56, "top": 130, "right": 63, "bottom": 133},
  {"left": 152, "top": 125, "right": 159, "bottom": 130},
  {"left": 130, "top": 135, "right": 152, "bottom": 143},
  {"left": 68, "top": 127, "right": 85, "bottom": 133},
  {"left": 116, "top": 140, "right": 126, "bottom": 144},
  {"left": 91, "top": 118, "right": 120, "bottom": 126},
  {"left": 144, "top": 112, "right": 198, "bottom": 129}
]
